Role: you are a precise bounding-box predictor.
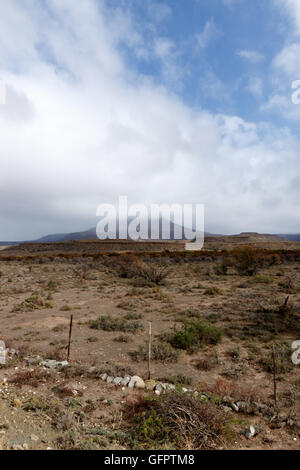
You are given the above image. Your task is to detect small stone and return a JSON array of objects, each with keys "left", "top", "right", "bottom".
[
  {"left": 154, "top": 383, "right": 163, "bottom": 393},
  {"left": 106, "top": 376, "right": 113, "bottom": 384},
  {"left": 31, "top": 434, "right": 39, "bottom": 442},
  {"left": 232, "top": 403, "right": 239, "bottom": 412},
  {"left": 222, "top": 406, "right": 232, "bottom": 413},
  {"left": 100, "top": 373, "right": 108, "bottom": 381},
  {"left": 223, "top": 396, "right": 234, "bottom": 405},
  {"left": 112, "top": 377, "right": 123, "bottom": 385},
  {"left": 128, "top": 376, "right": 145, "bottom": 389},
  {"left": 245, "top": 425, "right": 256, "bottom": 439},
  {"left": 12, "top": 444, "right": 24, "bottom": 451},
  {"left": 121, "top": 376, "right": 131, "bottom": 386},
  {"left": 14, "top": 398, "right": 22, "bottom": 408}
]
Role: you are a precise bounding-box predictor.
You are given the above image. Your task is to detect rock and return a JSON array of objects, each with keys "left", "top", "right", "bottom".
[
  {"left": 121, "top": 376, "right": 131, "bottom": 386},
  {"left": 26, "top": 356, "right": 43, "bottom": 366},
  {"left": 154, "top": 383, "right": 163, "bottom": 393},
  {"left": 232, "top": 403, "right": 239, "bottom": 412},
  {"left": 155, "top": 390, "right": 161, "bottom": 396},
  {"left": 182, "top": 387, "right": 188, "bottom": 393},
  {"left": 0, "top": 341, "right": 7, "bottom": 365},
  {"left": 112, "top": 377, "right": 123, "bottom": 385},
  {"left": 106, "top": 376, "right": 114, "bottom": 384},
  {"left": 223, "top": 396, "right": 234, "bottom": 405},
  {"left": 165, "top": 384, "right": 176, "bottom": 391},
  {"left": 128, "top": 376, "right": 145, "bottom": 389},
  {"left": 145, "top": 380, "right": 157, "bottom": 391},
  {"left": 7, "top": 348, "right": 18, "bottom": 357},
  {"left": 41, "top": 360, "right": 68, "bottom": 369},
  {"left": 245, "top": 425, "right": 256, "bottom": 439},
  {"left": 222, "top": 406, "right": 232, "bottom": 413},
  {"left": 13, "top": 398, "right": 22, "bottom": 408},
  {"left": 100, "top": 373, "right": 108, "bottom": 381},
  {"left": 133, "top": 376, "right": 145, "bottom": 389},
  {"left": 31, "top": 434, "right": 39, "bottom": 442},
  {"left": 236, "top": 401, "right": 251, "bottom": 413},
  {"left": 278, "top": 412, "right": 288, "bottom": 422}
]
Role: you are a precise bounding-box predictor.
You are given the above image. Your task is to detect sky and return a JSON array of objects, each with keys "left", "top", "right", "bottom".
[{"left": 0, "top": 0, "right": 300, "bottom": 239}]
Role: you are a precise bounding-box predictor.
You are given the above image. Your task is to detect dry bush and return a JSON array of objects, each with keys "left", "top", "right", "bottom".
[
  {"left": 192, "top": 353, "right": 219, "bottom": 371},
  {"left": 9, "top": 368, "right": 50, "bottom": 388},
  {"left": 206, "top": 378, "right": 260, "bottom": 403},
  {"left": 109, "top": 255, "right": 170, "bottom": 286},
  {"left": 130, "top": 341, "right": 179, "bottom": 363},
  {"left": 90, "top": 315, "right": 143, "bottom": 334},
  {"left": 125, "top": 391, "right": 235, "bottom": 450},
  {"left": 11, "top": 293, "right": 54, "bottom": 313},
  {"left": 46, "top": 345, "right": 67, "bottom": 361},
  {"left": 231, "top": 246, "right": 262, "bottom": 276}
]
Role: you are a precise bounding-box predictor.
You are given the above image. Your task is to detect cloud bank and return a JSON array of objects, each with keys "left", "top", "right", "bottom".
[{"left": 0, "top": 0, "right": 299, "bottom": 239}]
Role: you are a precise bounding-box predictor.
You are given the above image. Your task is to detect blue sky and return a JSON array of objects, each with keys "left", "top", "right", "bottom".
[
  {"left": 0, "top": 0, "right": 300, "bottom": 239},
  {"left": 107, "top": 1, "right": 291, "bottom": 118}
]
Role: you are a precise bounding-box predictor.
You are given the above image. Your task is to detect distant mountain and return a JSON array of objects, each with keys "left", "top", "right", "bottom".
[
  {"left": 277, "top": 234, "right": 300, "bottom": 242},
  {"left": 35, "top": 228, "right": 97, "bottom": 243},
  {"left": 0, "top": 241, "right": 19, "bottom": 246},
  {"left": 34, "top": 222, "right": 203, "bottom": 243}
]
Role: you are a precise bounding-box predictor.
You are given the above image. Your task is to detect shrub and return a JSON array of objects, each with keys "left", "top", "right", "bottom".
[
  {"left": 90, "top": 315, "right": 143, "bottom": 334},
  {"left": 114, "top": 334, "right": 130, "bottom": 343},
  {"left": 11, "top": 293, "right": 54, "bottom": 312},
  {"left": 260, "top": 343, "right": 294, "bottom": 374},
  {"left": 125, "top": 391, "right": 234, "bottom": 449},
  {"left": 213, "top": 263, "right": 228, "bottom": 276},
  {"left": 113, "top": 255, "right": 169, "bottom": 285},
  {"left": 9, "top": 368, "right": 50, "bottom": 388},
  {"left": 170, "top": 320, "right": 223, "bottom": 351},
  {"left": 231, "top": 246, "right": 261, "bottom": 276},
  {"left": 203, "top": 287, "right": 222, "bottom": 296},
  {"left": 193, "top": 353, "right": 219, "bottom": 371},
  {"left": 130, "top": 341, "right": 179, "bottom": 363}
]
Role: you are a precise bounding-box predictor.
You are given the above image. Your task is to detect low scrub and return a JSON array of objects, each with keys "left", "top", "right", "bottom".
[
  {"left": 170, "top": 320, "right": 223, "bottom": 352},
  {"left": 11, "top": 293, "right": 54, "bottom": 312},
  {"left": 111, "top": 255, "right": 170, "bottom": 286},
  {"left": 125, "top": 392, "right": 234, "bottom": 449},
  {"left": 90, "top": 315, "right": 143, "bottom": 334},
  {"left": 130, "top": 341, "right": 179, "bottom": 363}
]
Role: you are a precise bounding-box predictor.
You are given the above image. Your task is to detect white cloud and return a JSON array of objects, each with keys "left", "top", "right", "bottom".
[
  {"left": 237, "top": 49, "right": 265, "bottom": 63},
  {"left": 0, "top": 0, "right": 299, "bottom": 238},
  {"left": 276, "top": 0, "right": 300, "bottom": 34},
  {"left": 195, "top": 18, "right": 221, "bottom": 49},
  {"left": 273, "top": 42, "right": 300, "bottom": 76}
]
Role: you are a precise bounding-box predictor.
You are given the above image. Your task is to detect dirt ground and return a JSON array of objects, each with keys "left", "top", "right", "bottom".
[{"left": 0, "top": 247, "right": 299, "bottom": 450}]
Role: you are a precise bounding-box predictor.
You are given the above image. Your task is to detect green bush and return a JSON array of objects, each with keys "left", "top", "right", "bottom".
[
  {"left": 125, "top": 391, "right": 234, "bottom": 449},
  {"left": 90, "top": 315, "right": 143, "bottom": 334},
  {"left": 171, "top": 320, "right": 223, "bottom": 351},
  {"left": 232, "top": 246, "right": 261, "bottom": 276},
  {"left": 130, "top": 341, "right": 179, "bottom": 363}
]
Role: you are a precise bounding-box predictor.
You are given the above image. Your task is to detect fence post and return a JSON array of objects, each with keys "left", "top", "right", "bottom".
[
  {"left": 67, "top": 314, "right": 73, "bottom": 362},
  {"left": 148, "top": 322, "right": 152, "bottom": 380}
]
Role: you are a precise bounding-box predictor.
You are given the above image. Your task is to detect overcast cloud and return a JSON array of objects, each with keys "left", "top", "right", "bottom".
[{"left": 0, "top": 0, "right": 299, "bottom": 240}]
